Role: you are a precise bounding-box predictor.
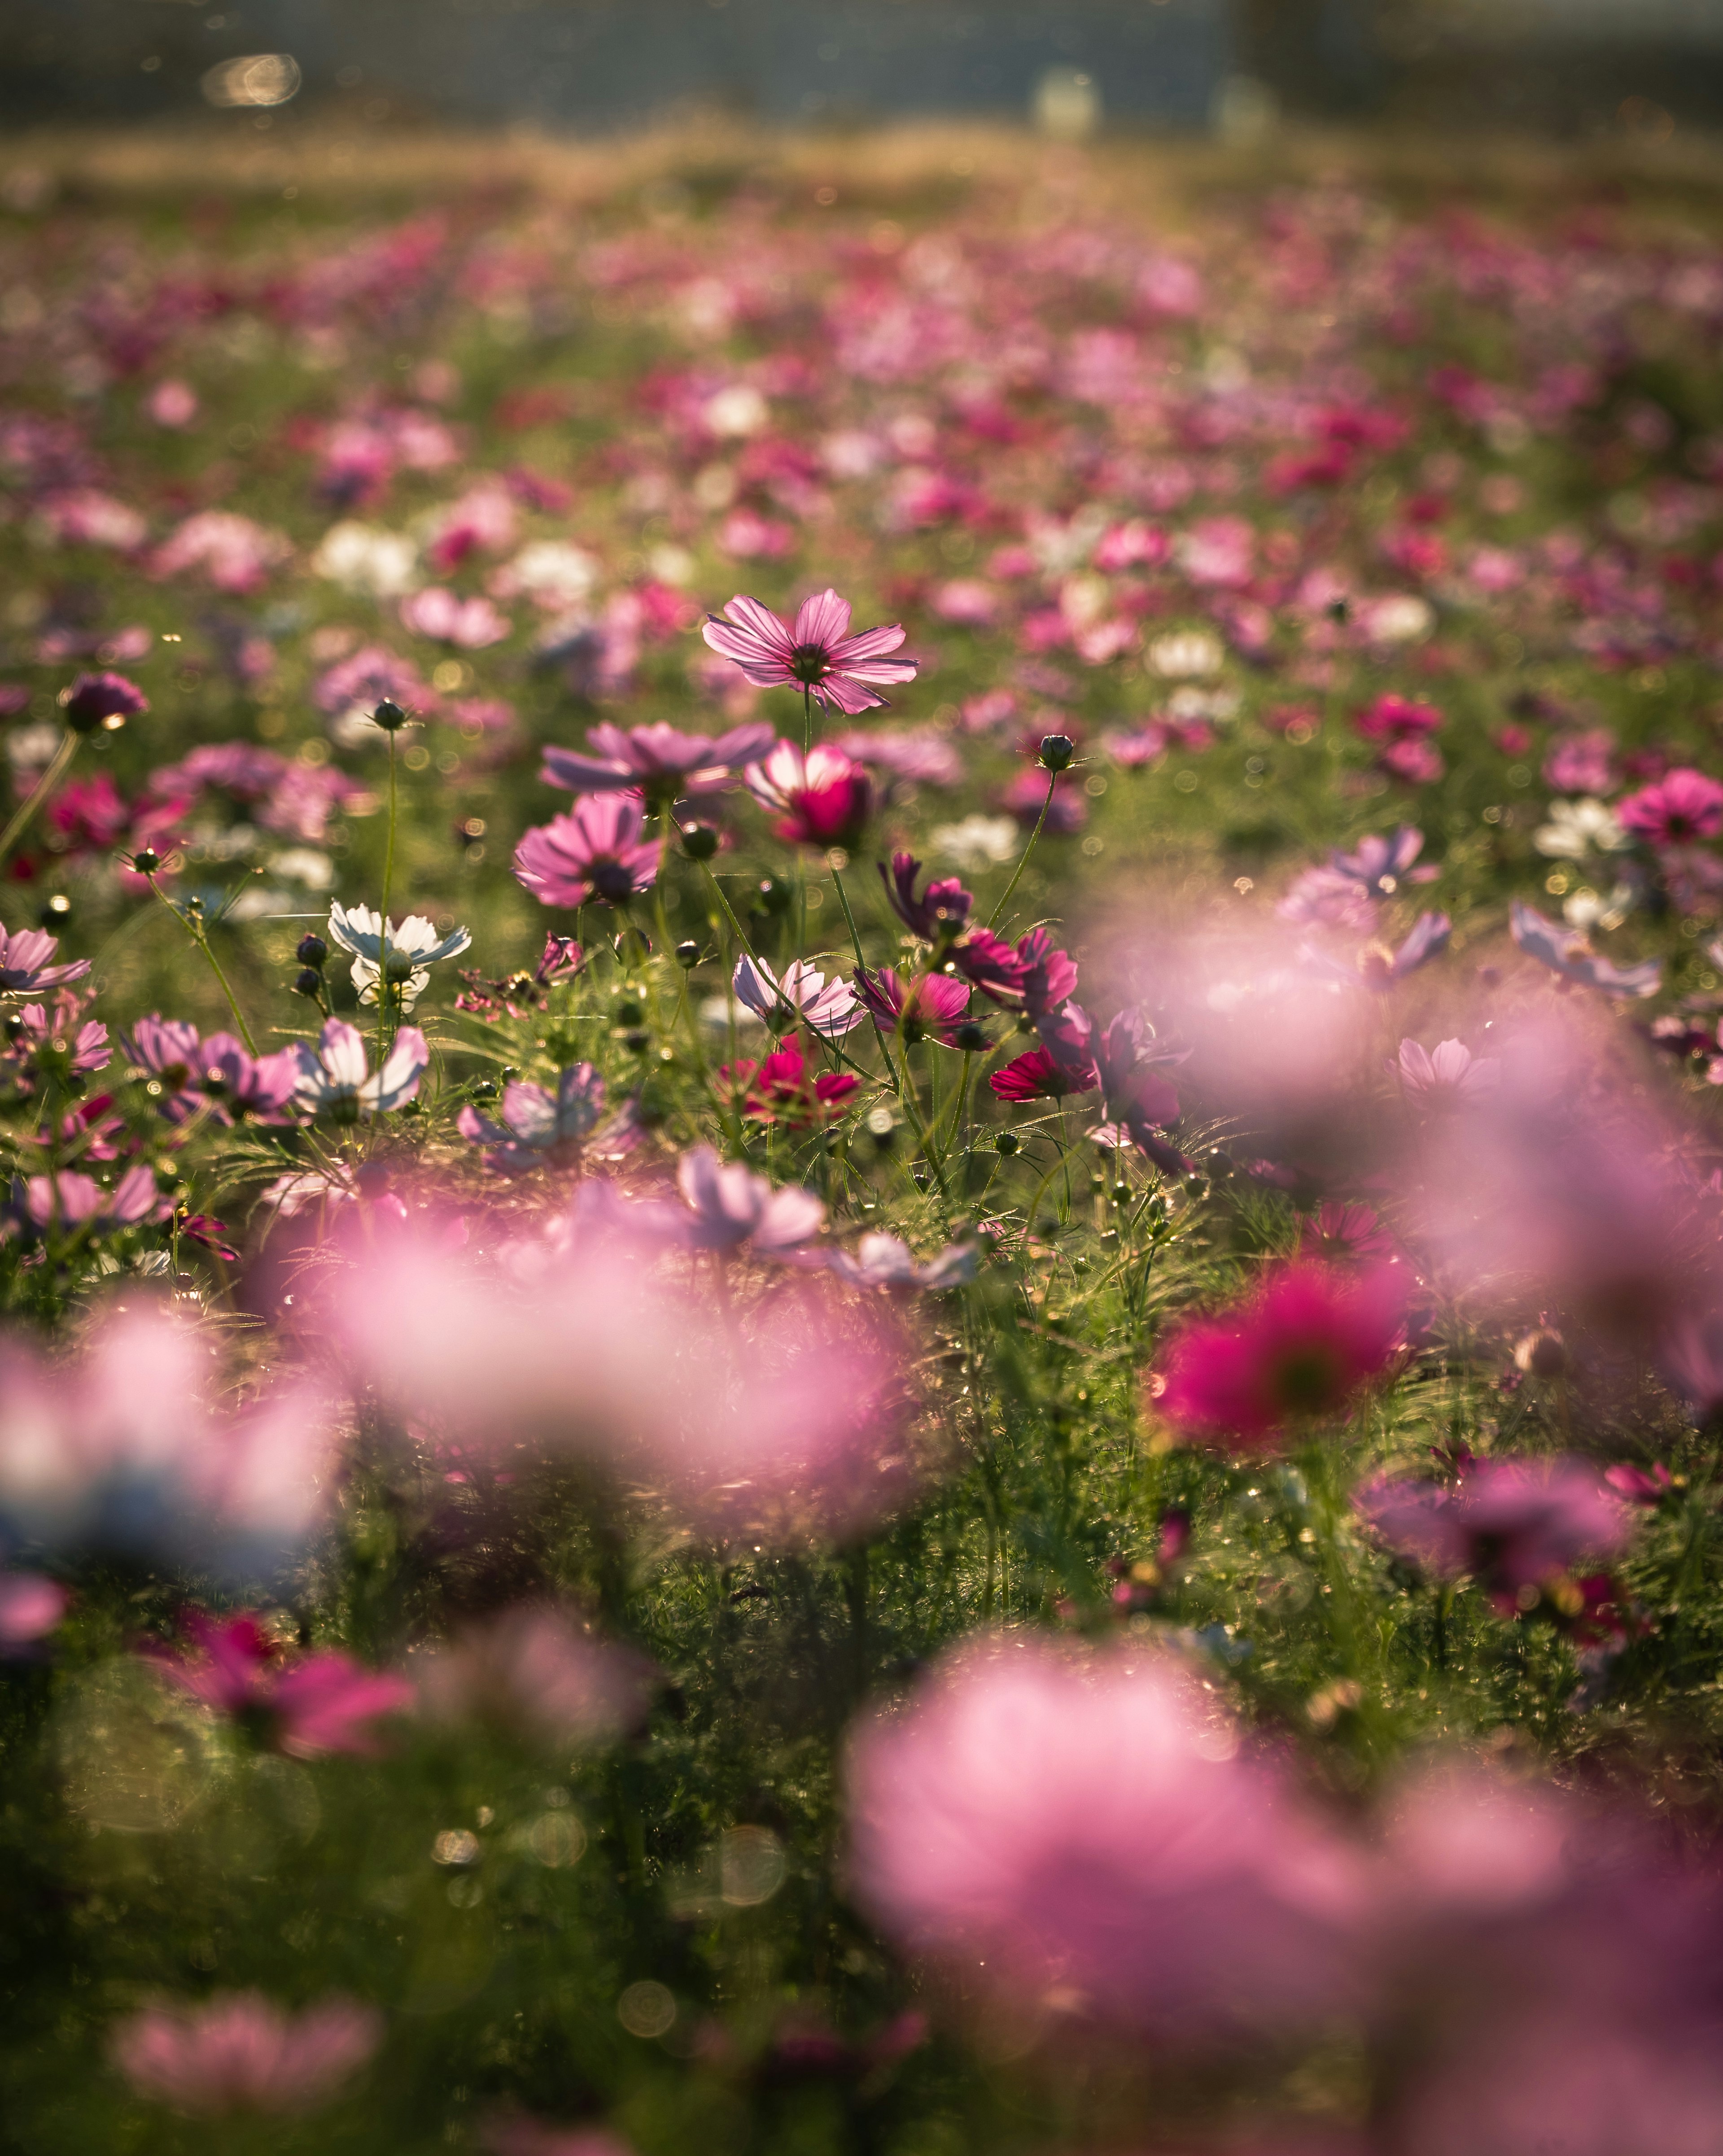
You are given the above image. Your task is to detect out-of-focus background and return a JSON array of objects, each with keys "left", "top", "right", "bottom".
[{"left": 5, "top": 0, "right": 1722, "bottom": 143}]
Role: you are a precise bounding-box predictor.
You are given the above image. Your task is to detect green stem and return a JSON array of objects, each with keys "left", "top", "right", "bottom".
[
  {"left": 375, "top": 729, "right": 399, "bottom": 1077},
  {"left": 831, "top": 863, "right": 903, "bottom": 1098},
  {"left": 987, "top": 772, "right": 1056, "bottom": 931},
  {"left": 145, "top": 877, "right": 259, "bottom": 1055},
  {"left": 0, "top": 732, "right": 79, "bottom": 869}
]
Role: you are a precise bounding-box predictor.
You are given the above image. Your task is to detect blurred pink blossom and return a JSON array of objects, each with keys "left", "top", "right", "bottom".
[{"left": 112, "top": 1991, "right": 381, "bottom": 2115}]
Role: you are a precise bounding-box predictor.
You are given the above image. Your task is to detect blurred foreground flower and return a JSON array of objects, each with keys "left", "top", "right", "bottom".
[
  {"left": 844, "top": 1633, "right": 1365, "bottom": 2044},
  {"left": 112, "top": 1992, "right": 381, "bottom": 2115}
]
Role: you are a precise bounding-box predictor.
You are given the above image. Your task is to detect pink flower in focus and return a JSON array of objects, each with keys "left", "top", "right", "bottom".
[
  {"left": 844, "top": 1633, "right": 1366, "bottom": 2044},
  {"left": 514, "top": 796, "right": 660, "bottom": 908},
  {"left": 1150, "top": 1262, "right": 1406, "bottom": 1449},
  {"left": 990, "top": 1046, "right": 1083, "bottom": 1102},
  {"left": 731, "top": 955, "right": 864, "bottom": 1038},
  {"left": 154, "top": 1611, "right": 414, "bottom": 1757},
  {"left": 111, "top": 1991, "right": 381, "bottom": 2115},
  {"left": 1616, "top": 767, "right": 1723, "bottom": 847},
  {"left": 704, "top": 589, "right": 916, "bottom": 715},
  {"left": 745, "top": 742, "right": 871, "bottom": 849}
]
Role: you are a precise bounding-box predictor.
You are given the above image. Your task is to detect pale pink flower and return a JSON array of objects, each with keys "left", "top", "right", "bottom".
[
  {"left": 0, "top": 922, "right": 90, "bottom": 994},
  {"left": 1509, "top": 900, "right": 1661, "bottom": 999},
  {"left": 145, "top": 378, "right": 199, "bottom": 428},
  {"left": 148, "top": 511, "right": 291, "bottom": 594},
  {"left": 827, "top": 1233, "right": 978, "bottom": 1292},
  {"left": 731, "top": 954, "right": 864, "bottom": 1038},
  {"left": 457, "top": 1066, "right": 606, "bottom": 1172},
  {"left": 0, "top": 1569, "right": 68, "bottom": 1645},
  {"left": 675, "top": 1145, "right": 827, "bottom": 1259},
  {"left": 112, "top": 1992, "right": 381, "bottom": 2115},
  {"left": 290, "top": 1019, "right": 428, "bottom": 1119},
  {"left": 744, "top": 741, "right": 871, "bottom": 849},
  {"left": 704, "top": 589, "right": 916, "bottom": 715},
  {"left": 414, "top": 1603, "right": 653, "bottom": 1746},
  {"left": 844, "top": 1633, "right": 1366, "bottom": 2043},
  {"left": 398, "top": 585, "right": 512, "bottom": 648},
  {"left": 1397, "top": 1037, "right": 1500, "bottom": 1106}
]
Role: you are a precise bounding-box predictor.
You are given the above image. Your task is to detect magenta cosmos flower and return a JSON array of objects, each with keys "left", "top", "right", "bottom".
[
  {"left": 854, "top": 965, "right": 972, "bottom": 1048},
  {"left": 704, "top": 589, "right": 916, "bottom": 715},
  {"left": 111, "top": 1991, "right": 381, "bottom": 2116},
  {"left": 152, "top": 1610, "right": 414, "bottom": 1758},
  {"left": 745, "top": 742, "right": 871, "bottom": 850},
  {"left": 542, "top": 719, "right": 777, "bottom": 803},
  {"left": 514, "top": 794, "right": 660, "bottom": 908},
  {"left": 844, "top": 1633, "right": 1367, "bottom": 2045},
  {"left": 1615, "top": 766, "right": 1723, "bottom": 847},
  {"left": 1150, "top": 1261, "right": 1407, "bottom": 1448}
]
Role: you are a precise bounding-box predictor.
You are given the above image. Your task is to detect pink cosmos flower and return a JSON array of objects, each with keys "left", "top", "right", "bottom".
[
  {"left": 704, "top": 589, "right": 916, "bottom": 715},
  {"left": 196, "top": 1033, "right": 301, "bottom": 1124},
  {"left": 0, "top": 923, "right": 90, "bottom": 994},
  {"left": 145, "top": 378, "right": 199, "bottom": 428},
  {"left": 457, "top": 1065, "right": 605, "bottom": 1172},
  {"left": 0, "top": 1569, "right": 68, "bottom": 1646},
  {"left": 1355, "top": 1457, "right": 1631, "bottom": 1609},
  {"left": 720, "top": 1043, "right": 860, "bottom": 1127},
  {"left": 1299, "top": 1201, "right": 1399, "bottom": 1264},
  {"left": 414, "top": 1603, "right": 653, "bottom": 1748},
  {"left": 542, "top": 720, "right": 777, "bottom": 803},
  {"left": 675, "top": 1144, "right": 827, "bottom": 1258},
  {"left": 514, "top": 795, "right": 660, "bottom": 908},
  {"left": 1543, "top": 728, "right": 1618, "bottom": 795},
  {"left": 111, "top": 1992, "right": 381, "bottom": 2115},
  {"left": 1380, "top": 737, "right": 1447, "bottom": 785},
  {"left": 990, "top": 1045, "right": 1082, "bottom": 1102},
  {"left": 854, "top": 966, "right": 973, "bottom": 1048},
  {"left": 153, "top": 1611, "right": 414, "bottom": 1757},
  {"left": 745, "top": 742, "right": 871, "bottom": 850},
  {"left": 844, "top": 1633, "right": 1366, "bottom": 2044},
  {"left": 1615, "top": 767, "right": 1723, "bottom": 847},
  {"left": 1397, "top": 1037, "right": 1501, "bottom": 1106},
  {"left": 1354, "top": 693, "right": 1443, "bottom": 742},
  {"left": 122, "top": 1014, "right": 205, "bottom": 1120},
  {"left": 1150, "top": 1261, "right": 1406, "bottom": 1448},
  {"left": 827, "top": 1233, "right": 977, "bottom": 1291},
  {"left": 879, "top": 851, "right": 972, "bottom": 942},
  {"left": 148, "top": 510, "right": 291, "bottom": 594},
  {"left": 731, "top": 955, "right": 864, "bottom": 1038},
  {"left": 12, "top": 1165, "right": 166, "bottom": 1238}
]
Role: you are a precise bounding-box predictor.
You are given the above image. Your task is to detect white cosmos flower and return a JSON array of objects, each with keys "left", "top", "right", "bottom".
[
  {"left": 290, "top": 1019, "right": 428, "bottom": 1119},
  {"left": 931, "top": 814, "right": 1020, "bottom": 869},
  {"left": 326, "top": 901, "right": 472, "bottom": 1011},
  {"left": 1533, "top": 798, "right": 1629, "bottom": 861},
  {"left": 731, "top": 954, "right": 864, "bottom": 1038}
]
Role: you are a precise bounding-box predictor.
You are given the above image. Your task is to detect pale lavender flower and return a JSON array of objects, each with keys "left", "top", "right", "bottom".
[
  {"left": 1397, "top": 1037, "right": 1501, "bottom": 1107},
  {"left": 1509, "top": 900, "right": 1661, "bottom": 999},
  {"left": 827, "top": 1233, "right": 978, "bottom": 1291},
  {"left": 675, "top": 1145, "right": 827, "bottom": 1259},
  {"left": 1302, "top": 912, "right": 1451, "bottom": 991},
  {"left": 541, "top": 719, "right": 776, "bottom": 802},
  {"left": 456, "top": 1067, "right": 606, "bottom": 1172},
  {"left": 290, "top": 1020, "right": 428, "bottom": 1119},
  {"left": 732, "top": 955, "right": 865, "bottom": 1038},
  {"left": 0, "top": 923, "right": 90, "bottom": 995}
]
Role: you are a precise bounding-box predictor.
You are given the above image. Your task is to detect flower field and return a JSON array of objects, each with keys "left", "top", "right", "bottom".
[{"left": 5, "top": 125, "right": 1723, "bottom": 2155}]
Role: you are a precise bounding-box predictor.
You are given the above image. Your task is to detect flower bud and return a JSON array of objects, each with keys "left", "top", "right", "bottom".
[
  {"left": 296, "top": 932, "right": 328, "bottom": 968},
  {"left": 372, "top": 698, "right": 409, "bottom": 732},
  {"left": 755, "top": 877, "right": 794, "bottom": 916},
  {"left": 292, "top": 968, "right": 323, "bottom": 999},
  {"left": 1038, "top": 733, "right": 1076, "bottom": 773},
  {"left": 131, "top": 847, "right": 160, "bottom": 877},
  {"left": 674, "top": 939, "right": 701, "bottom": 969},
  {"left": 953, "top": 1021, "right": 989, "bottom": 1053},
  {"left": 995, "top": 1131, "right": 1020, "bottom": 1156},
  {"left": 681, "top": 824, "right": 719, "bottom": 862}
]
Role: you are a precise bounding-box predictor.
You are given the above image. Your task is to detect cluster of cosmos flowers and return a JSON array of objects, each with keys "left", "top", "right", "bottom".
[{"left": 1, "top": 141, "right": 1723, "bottom": 2156}]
